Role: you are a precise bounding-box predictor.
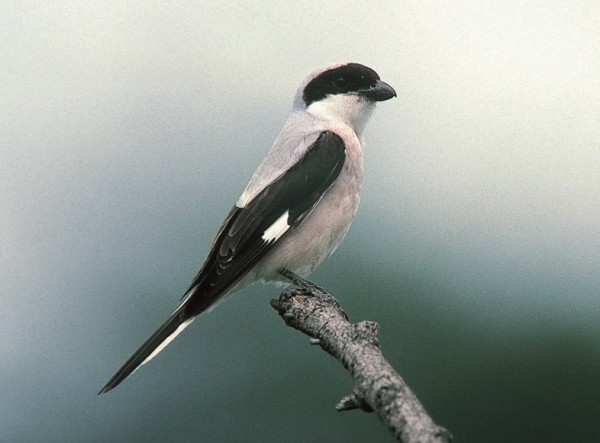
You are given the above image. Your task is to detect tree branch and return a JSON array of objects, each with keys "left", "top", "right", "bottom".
[{"left": 270, "top": 270, "right": 452, "bottom": 443}]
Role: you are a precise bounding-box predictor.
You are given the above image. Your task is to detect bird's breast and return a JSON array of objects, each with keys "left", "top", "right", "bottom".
[{"left": 251, "top": 128, "right": 364, "bottom": 282}]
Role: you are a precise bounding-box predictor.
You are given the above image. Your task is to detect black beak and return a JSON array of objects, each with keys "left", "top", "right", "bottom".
[{"left": 359, "top": 80, "right": 397, "bottom": 102}]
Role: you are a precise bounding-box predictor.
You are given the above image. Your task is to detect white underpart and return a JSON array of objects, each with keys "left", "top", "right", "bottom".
[
  {"left": 262, "top": 210, "right": 290, "bottom": 242},
  {"left": 140, "top": 317, "right": 194, "bottom": 367},
  {"left": 306, "top": 93, "right": 376, "bottom": 136}
]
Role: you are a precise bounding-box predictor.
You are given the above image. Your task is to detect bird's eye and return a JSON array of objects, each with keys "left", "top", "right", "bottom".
[{"left": 334, "top": 77, "right": 348, "bottom": 88}]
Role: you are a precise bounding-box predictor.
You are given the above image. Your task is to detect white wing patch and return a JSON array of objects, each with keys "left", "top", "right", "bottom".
[
  {"left": 140, "top": 317, "right": 195, "bottom": 367},
  {"left": 262, "top": 210, "right": 291, "bottom": 242}
]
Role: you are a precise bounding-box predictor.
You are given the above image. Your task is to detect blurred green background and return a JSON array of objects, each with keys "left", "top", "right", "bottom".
[{"left": 2, "top": 1, "right": 600, "bottom": 442}]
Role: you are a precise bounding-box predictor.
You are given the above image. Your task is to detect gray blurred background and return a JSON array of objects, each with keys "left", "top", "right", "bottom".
[{"left": 2, "top": 1, "right": 600, "bottom": 442}]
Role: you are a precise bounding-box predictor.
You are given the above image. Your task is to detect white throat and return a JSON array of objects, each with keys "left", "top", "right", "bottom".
[{"left": 306, "top": 94, "right": 376, "bottom": 136}]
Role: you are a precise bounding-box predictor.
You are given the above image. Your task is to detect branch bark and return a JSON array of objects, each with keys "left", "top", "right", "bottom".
[{"left": 270, "top": 270, "right": 452, "bottom": 443}]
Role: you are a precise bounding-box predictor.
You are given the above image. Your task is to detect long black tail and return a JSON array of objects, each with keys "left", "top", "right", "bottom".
[{"left": 98, "top": 308, "right": 194, "bottom": 394}]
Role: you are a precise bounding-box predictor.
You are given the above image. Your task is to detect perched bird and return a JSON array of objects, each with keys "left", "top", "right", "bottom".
[{"left": 99, "top": 62, "right": 396, "bottom": 394}]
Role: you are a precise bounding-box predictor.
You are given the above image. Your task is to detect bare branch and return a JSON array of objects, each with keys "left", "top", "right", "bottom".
[{"left": 270, "top": 273, "right": 452, "bottom": 443}]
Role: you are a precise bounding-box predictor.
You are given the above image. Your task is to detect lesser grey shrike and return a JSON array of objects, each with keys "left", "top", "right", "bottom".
[{"left": 99, "top": 62, "right": 396, "bottom": 394}]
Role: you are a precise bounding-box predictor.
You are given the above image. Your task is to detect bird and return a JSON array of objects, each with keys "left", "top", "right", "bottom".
[{"left": 98, "top": 62, "right": 396, "bottom": 394}]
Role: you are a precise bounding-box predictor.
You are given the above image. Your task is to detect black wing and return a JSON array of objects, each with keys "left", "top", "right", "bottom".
[
  {"left": 184, "top": 130, "right": 346, "bottom": 316},
  {"left": 98, "top": 131, "right": 345, "bottom": 394}
]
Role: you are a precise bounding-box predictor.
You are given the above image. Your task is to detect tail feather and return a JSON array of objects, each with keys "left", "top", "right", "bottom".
[{"left": 98, "top": 310, "right": 194, "bottom": 395}]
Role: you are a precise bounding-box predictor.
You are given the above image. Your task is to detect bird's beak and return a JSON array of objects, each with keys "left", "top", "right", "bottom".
[{"left": 359, "top": 80, "right": 397, "bottom": 102}]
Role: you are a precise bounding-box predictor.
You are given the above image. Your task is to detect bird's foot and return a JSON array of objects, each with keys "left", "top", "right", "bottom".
[
  {"left": 277, "top": 268, "right": 348, "bottom": 321},
  {"left": 278, "top": 268, "right": 325, "bottom": 294}
]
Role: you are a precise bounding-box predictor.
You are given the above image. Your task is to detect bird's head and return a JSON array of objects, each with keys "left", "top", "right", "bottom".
[{"left": 294, "top": 63, "right": 396, "bottom": 135}]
